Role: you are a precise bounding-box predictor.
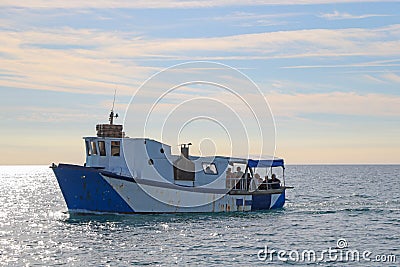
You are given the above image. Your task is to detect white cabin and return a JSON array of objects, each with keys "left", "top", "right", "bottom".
[{"left": 83, "top": 122, "right": 228, "bottom": 189}]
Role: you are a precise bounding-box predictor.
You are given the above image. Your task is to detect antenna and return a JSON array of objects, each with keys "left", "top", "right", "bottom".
[
  {"left": 112, "top": 88, "right": 116, "bottom": 112},
  {"left": 109, "top": 89, "right": 118, "bottom": 125}
]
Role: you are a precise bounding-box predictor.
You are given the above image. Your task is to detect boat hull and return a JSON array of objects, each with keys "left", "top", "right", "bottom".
[{"left": 53, "top": 164, "right": 285, "bottom": 214}]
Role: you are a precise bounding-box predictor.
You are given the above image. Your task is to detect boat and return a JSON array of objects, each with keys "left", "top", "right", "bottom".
[{"left": 51, "top": 109, "right": 290, "bottom": 214}]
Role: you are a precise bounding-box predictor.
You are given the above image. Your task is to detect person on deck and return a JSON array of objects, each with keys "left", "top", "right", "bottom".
[
  {"left": 260, "top": 175, "right": 270, "bottom": 190},
  {"left": 226, "top": 168, "right": 233, "bottom": 178},
  {"left": 235, "top": 166, "right": 244, "bottom": 178},
  {"left": 233, "top": 167, "right": 244, "bottom": 190},
  {"left": 251, "top": 173, "right": 263, "bottom": 191},
  {"left": 226, "top": 168, "right": 234, "bottom": 188},
  {"left": 271, "top": 173, "right": 281, "bottom": 189},
  {"left": 254, "top": 173, "right": 263, "bottom": 186}
]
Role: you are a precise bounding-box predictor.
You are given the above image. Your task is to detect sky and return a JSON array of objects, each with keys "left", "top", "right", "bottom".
[{"left": 0, "top": 0, "right": 399, "bottom": 165}]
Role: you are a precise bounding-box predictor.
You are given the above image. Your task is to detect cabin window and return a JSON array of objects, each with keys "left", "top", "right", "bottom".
[
  {"left": 111, "top": 141, "right": 120, "bottom": 156},
  {"left": 85, "top": 140, "right": 91, "bottom": 156},
  {"left": 98, "top": 141, "right": 106, "bottom": 156},
  {"left": 91, "top": 141, "right": 98, "bottom": 155},
  {"left": 202, "top": 163, "right": 218, "bottom": 175}
]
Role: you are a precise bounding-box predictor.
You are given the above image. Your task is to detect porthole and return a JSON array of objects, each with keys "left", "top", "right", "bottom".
[
  {"left": 148, "top": 159, "right": 154, "bottom": 165},
  {"left": 160, "top": 148, "right": 164, "bottom": 153}
]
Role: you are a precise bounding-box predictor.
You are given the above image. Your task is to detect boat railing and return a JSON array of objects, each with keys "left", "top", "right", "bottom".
[
  {"left": 257, "top": 181, "right": 281, "bottom": 190},
  {"left": 227, "top": 177, "right": 248, "bottom": 191},
  {"left": 227, "top": 177, "right": 281, "bottom": 191}
]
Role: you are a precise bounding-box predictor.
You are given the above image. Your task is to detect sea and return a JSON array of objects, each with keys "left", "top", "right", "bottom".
[{"left": 0, "top": 165, "right": 399, "bottom": 266}]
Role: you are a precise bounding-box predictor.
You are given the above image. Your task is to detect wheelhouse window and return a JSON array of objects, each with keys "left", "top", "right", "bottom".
[
  {"left": 91, "top": 141, "right": 98, "bottom": 155},
  {"left": 98, "top": 141, "right": 106, "bottom": 156},
  {"left": 202, "top": 163, "right": 218, "bottom": 175},
  {"left": 111, "top": 141, "right": 120, "bottom": 156},
  {"left": 85, "top": 140, "right": 91, "bottom": 156}
]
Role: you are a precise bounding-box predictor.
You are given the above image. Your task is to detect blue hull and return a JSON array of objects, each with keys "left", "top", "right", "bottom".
[
  {"left": 52, "top": 164, "right": 285, "bottom": 213},
  {"left": 53, "top": 164, "right": 134, "bottom": 213},
  {"left": 251, "top": 192, "right": 285, "bottom": 210}
]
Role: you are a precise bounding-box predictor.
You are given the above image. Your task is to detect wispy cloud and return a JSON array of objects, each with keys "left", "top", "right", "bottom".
[
  {"left": 360, "top": 72, "right": 400, "bottom": 84},
  {"left": 267, "top": 92, "right": 400, "bottom": 117},
  {"left": 0, "top": 0, "right": 397, "bottom": 9},
  {"left": 212, "top": 11, "right": 302, "bottom": 21},
  {"left": 381, "top": 72, "right": 400, "bottom": 83},
  {"left": 0, "top": 28, "right": 159, "bottom": 95},
  {"left": 281, "top": 57, "right": 400, "bottom": 70},
  {"left": 0, "top": 105, "right": 102, "bottom": 123},
  {"left": 207, "top": 11, "right": 301, "bottom": 27},
  {"left": 124, "top": 24, "right": 400, "bottom": 59},
  {"left": 363, "top": 74, "right": 387, "bottom": 84},
  {"left": 319, "top": 10, "right": 392, "bottom": 20},
  {"left": 1, "top": 23, "right": 400, "bottom": 95}
]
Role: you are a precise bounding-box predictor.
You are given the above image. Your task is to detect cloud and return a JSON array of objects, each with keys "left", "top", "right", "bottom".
[
  {"left": 0, "top": 28, "right": 160, "bottom": 95},
  {"left": 362, "top": 74, "right": 386, "bottom": 84},
  {"left": 0, "top": 0, "right": 397, "bottom": 9},
  {"left": 212, "top": 11, "right": 302, "bottom": 21},
  {"left": 358, "top": 72, "right": 400, "bottom": 84},
  {"left": 110, "top": 24, "right": 400, "bottom": 60},
  {"left": 0, "top": 105, "right": 102, "bottom": 123},
  {"left": 125, "top": 89, "right": 400, "bottom": 120},
  {"left": 207, "top": 11, "right": 301, "bottom": 27},
  {"left": 380, "top": 72, "right": 400, "bottom": 83},
  {"left": 319, "top": 10, "right": 392, "bottom": 20},
  {"left": 281, "top": 60, "right": 400, "bottom": 69},
  {"left": 267, "top": 92, "right": 400, "bottom": 117},
  {"left": 1, "top": 24, "right": 400, "bottom": 95}
]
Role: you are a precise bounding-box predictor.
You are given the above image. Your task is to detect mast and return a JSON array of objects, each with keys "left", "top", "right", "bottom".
[
  {"left": 96, "top": 89, "right": 124, "bottom": 138},
  {"left": 109, "top": 89, "right": 118, "bottom": 125}
]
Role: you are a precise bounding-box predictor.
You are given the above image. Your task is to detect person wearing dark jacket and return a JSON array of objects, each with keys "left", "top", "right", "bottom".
[{"left": 271, "top": 174, "right": 281, "bottom": 189}]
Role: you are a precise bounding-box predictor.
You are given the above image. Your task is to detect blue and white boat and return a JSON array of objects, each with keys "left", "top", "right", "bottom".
[{"left": 51, "top": 110, "right": 290, "bottom": 214}]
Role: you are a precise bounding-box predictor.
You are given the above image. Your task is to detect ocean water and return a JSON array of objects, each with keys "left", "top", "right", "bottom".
[{"left": 0, "top": 165, "right": 399, "bottom": 266}]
